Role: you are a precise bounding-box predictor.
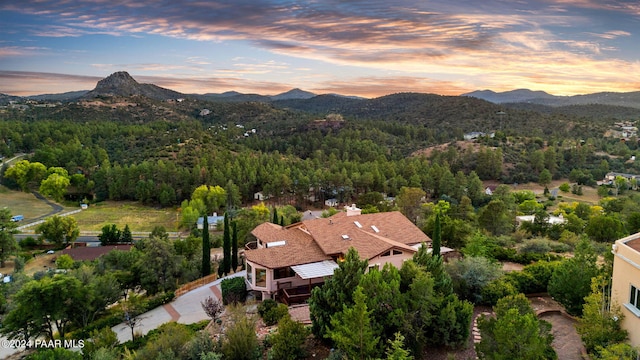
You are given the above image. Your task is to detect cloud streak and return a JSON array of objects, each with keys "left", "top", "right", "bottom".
[{"left": 0, "top": 0, "right": 639, "bottom": 96}]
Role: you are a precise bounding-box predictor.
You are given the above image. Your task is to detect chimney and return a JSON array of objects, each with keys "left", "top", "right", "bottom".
[{"left": 345, "top": 204, "right": 361, "bottom": 217}]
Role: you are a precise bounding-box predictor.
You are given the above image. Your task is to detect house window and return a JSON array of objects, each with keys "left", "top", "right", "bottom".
[
  {"left": 255, "top": 268, "right": 267, "bottom": 287},
  {"left": 247, "top": 262, "right": 253, "bottom": 284},
  {"left": 392, "top": 250, "right": 403, "bottom": 256},
  {"left": 368, "top": 264, "right": 380, "bottom": 272},
  {"left": 381, "top": 250, "right": 391, "bottom": 257},
  {"left": 631, "top": 285, "right": 640, "bottom": 311},
  {"left": 274, "top": 267, "right": 296, "bottom": 279}
]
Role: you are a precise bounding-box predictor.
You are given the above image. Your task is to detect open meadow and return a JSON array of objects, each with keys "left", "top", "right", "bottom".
[
  {"left": 0, "top": 185, "right": 60, "bottom": 221},
  {"left": 69, "top": 201, "right": 180, "bottom": 232}
]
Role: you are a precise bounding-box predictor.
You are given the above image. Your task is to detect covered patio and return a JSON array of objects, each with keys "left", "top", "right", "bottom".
[{"left": 277, "top": 260, "right": 338, "bottom": 305}]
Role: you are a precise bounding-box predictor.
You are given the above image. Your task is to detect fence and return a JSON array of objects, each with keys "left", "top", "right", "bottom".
[{"left": 175, "top": 273, "right": 218, "bottom": 297}]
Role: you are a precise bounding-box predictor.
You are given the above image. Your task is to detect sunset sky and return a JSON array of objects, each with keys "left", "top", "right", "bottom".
[{"left": 1, "top": 0, "right": 639, "bottom": 98}]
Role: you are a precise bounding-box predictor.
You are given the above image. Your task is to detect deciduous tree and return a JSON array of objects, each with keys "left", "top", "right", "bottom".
[{"left": 36, "top": 215, "right": 79, "bottom": 247}]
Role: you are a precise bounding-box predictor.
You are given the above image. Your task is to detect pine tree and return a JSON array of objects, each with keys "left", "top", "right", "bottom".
[
  {"left": 231, "top": 220, "right": 238, "bottom": 272},
  {"left": 328, "top": 287, "right": 379, "bottom": 360},
  {"left": 121, "top": 224, "right": 133, "bottom": 243},
  {"left": 202, "top": 215, "right": 211, "bottom": 277},
  {"left": 223, "top": 212, "right": 231, "bottom": 275},
  {"left": 273, "top": 207, "right": 279, "bottom": 224}
]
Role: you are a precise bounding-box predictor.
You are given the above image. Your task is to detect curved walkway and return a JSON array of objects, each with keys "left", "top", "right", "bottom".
[{"left": 529, "top": 296, "right": 586, "bottom": 360}]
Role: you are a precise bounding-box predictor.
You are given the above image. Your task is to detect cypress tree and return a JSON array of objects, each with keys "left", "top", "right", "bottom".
[
  {"left": 231, "top": 220, "right": 238, "bottom": 272},
  {"left": 223, "top": 212, "right": 231, "bottom": 275},
  {"left": 202, "top": 215, "right": 211, "bottom": 276},
  {"left": 272, "top": 207, "right": 279, "bottom": 224}
]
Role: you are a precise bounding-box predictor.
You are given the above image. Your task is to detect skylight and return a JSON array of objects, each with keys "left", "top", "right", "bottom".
[
  {"left": 354, "top": 221, "right": 362, "bottom": 228},
  {"left": 341, "top": 234, "right": 350, "bottom": 240},
  {"left": 266, "top": 240, "right": 286, "bottom": 248},
  {"left": 371, "top": 225, "right": 380, "bottom": 233}
]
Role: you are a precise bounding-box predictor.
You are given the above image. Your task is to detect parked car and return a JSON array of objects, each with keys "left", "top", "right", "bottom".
[{"left": 10, "top": 215, "right": 24, "bottom": 222}]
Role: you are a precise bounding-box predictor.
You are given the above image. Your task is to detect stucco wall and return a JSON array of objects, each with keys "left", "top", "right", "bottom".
[{"left": 611, "top": 234, "right": 640, "bottom": 348}]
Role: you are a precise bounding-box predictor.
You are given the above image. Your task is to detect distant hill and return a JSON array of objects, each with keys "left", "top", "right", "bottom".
[
  {"left": 464, "top": 89, "right": 640, "bottom": 109},
  {"left": 270, "top": 88, "right": 316, "bottom": 101},
  {"left": 27, "top": 90, "right": 89, "bottom": 101},
  {"left": 0, "top": 93, "right": 24, "bottom": 105},
  {"left": 83, "top": 71, "right": 184, "bottom": 100},
  {"left": 463, "top": 89, "right": 556, "bottom": 103},
  {"left": 194, "top": 92, "right": 272, "bottom": 102}
]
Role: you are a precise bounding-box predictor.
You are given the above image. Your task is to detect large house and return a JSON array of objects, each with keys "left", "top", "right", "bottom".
[
  {"left": 611, "top": 233, "right": 640, "bottom": 348},
  {"left": 244, "top": 205, "right": 431, "bottom": 304}
]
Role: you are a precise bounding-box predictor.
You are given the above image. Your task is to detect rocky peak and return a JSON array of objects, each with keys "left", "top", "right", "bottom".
[{"left": 84, "top": 71, "right": 184, "bottom": 100}]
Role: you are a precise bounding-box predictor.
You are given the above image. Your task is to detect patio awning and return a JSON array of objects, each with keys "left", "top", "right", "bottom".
[{"left": 291, "top": 260, "right": 339, "bottom": 280}]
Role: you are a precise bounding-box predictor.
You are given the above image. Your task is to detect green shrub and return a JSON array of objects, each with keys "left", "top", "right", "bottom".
[
  {"left": 258, "top": 299, "right": 289, "bottom": 326},
  {"left": 265, "top": 303, "right": 289, "bottom": 326},
  {"left": 519, "top": 239, "right": 552, "bottom": 254},
  {"left": 73, "top": 309, "right": 125, "bottom": 339},
  {"left": 147, "top": 291, "right": 175, "bottom": 309},
  {"left": 267, "top": 316, "right": 310, "bottom": 360},
  {"left": 258, "top": 299, "right": 278, "bottom": 318},
  {"left": 221, "top": 277, "right": 247, "bottom": 305},
  {"left": 490, "top": 247, "right": 517, "bottom": 262},
  {"left": 522, "top": 261, "right": 560, "bottom": 293},
  {"left": 481, "top": 278, "right": 518, "bottom": 306},
  {"left": 504, "top": 271, "right": 538, "bottom": 294},
  {"left": 18, "top": 236, "right": 40, "bottom": 248}
]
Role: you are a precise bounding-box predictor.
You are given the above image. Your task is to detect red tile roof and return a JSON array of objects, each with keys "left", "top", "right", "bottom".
[
  {"left": 245, "top": 224, "right": 330, "bottom": 268},
  {"left": 246, "top": 210, "right": 430, "bottom": 269},
  {"left": 60, "top": 245, "right": 133, "bottom": 261}
]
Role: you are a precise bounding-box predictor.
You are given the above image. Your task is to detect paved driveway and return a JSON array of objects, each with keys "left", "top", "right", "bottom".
[{"left": 112, "top": 271, "right": 245, "bottom": 343}]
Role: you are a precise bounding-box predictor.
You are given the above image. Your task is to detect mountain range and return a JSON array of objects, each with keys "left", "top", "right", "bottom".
[
  {"left": 462, "top": 89, "right": 640, "bottom": 109},
  {"left": 1, "top": 71, "right": 639, "bottom": 109}
]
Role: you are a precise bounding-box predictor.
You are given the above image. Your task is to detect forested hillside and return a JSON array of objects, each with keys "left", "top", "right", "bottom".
[{"left": 1, "top": 92, "right": 638, "bottom": 208}]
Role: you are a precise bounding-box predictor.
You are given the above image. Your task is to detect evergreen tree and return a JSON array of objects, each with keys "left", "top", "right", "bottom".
[
  {"left": 223, "top": 212, "right": 231, "bottom": 275},
  {"left": 476, "top": 294, "right": 556, "bottom": 360},
  {"left": 328, "top": 287, "right": 379, "bottom": 360},
  {"left": 273, "top": 207, "right": 279, "bottom": 224},
  {"left": 231, "top": 220, "right": 238, "bottom": 272},
  {"left": 121, "top": 224, "right": 133, "bottom": 243},
  {"left": 0, "top": 209, "right": 18, "bottom": 267},
  {"left": 309, "top": 248, "right": 368, "bottom": 339},
  {"left": 202, "top": 215, "right": 211, "bottom": 277}
]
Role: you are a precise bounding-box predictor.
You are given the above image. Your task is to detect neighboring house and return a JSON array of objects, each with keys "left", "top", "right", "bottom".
[
  {"left": 197, "top": 213, "right": 224, "bottom": 230},
  {"left": 605, "top": 172, "right": 640, "bottom": 183},
  {"left": 485, "top": 186, "right": 497, "bottom": 196},
  {"left": 244, "top": 205, "right": 432, "bottom": 304},
  {"left": 254, "top": 192, "right": 269, "bottom": 201},
  {"left": 60, "top": 244, "right": 133, "bottom": 262},
  {"left": 515, "top": 214, "right": 567, "bottom": 226},
  {"left": 611, "top": 233, "right": 640, "bottom": 348},
  {"left": 324, "top": 198, "right": 338, "bottom": 207}
]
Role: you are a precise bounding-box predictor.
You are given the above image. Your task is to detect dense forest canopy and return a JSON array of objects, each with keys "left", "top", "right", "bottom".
[{"left": 1, "top": 93, "right": 639, "bottom": 208}]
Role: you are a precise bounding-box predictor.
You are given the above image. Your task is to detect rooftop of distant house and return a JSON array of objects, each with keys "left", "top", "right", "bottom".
[{"left": 60, "top": 244, "right": 133, "bottom": 261}]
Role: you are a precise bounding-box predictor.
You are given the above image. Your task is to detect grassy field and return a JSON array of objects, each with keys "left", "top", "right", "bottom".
[
  {"left": 0, "top": 185, "right": 58, "bottom": 221},
  {"left": 70, "top": 201, "right": 179, "bottom": 232}
]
